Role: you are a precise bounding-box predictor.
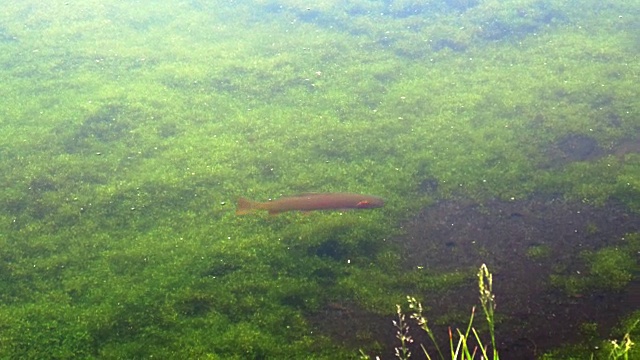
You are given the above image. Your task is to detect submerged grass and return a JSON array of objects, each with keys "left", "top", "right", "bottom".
[{"left": 0, "top": 0, "right": 639, "bottom": 358}]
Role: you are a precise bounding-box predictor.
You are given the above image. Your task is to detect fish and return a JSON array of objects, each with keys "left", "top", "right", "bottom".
[{"left": 236, "top": 192, "right": 384, "bottom": 215}]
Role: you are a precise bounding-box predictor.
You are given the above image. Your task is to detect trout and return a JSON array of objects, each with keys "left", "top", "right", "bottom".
[{"left": 236, "top": 193, "right": 384, "bottom": 215}]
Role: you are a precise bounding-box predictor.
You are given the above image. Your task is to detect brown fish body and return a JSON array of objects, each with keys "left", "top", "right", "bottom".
[{"left": 236, "top": 193, "right": 384, "bottom": 215}]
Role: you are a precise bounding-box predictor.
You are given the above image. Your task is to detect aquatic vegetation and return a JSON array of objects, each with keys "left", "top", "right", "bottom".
[
  {"left": 365, "top": 265, "right": 638, "bottom": 360},
  {"left": 0, "top": 0, "right": 638, "bottom": 358},
  {"left": 361, "top": 264, "right": 499, "bottom": 360},
  {"left": 550, "top": 233, "right": 640, "bottom": 296},
  {"left": 525, "top": 243, "right": 551, "bottom": 260},
  {"left": 542, "top": 315, "right": 638, "bottom": 360}
]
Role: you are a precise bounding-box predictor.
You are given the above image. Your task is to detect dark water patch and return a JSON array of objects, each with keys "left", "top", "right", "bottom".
[
  {"left": 417, "top": 177, "right": 439, "bottom": 195},
  {"left": 604, "top": 111, "right": 623, "bottom": 128},
  {"left": 261, "top": 2, "right": 285, "bottom": 14},
  {"left": 385, "top": 0, "right": 478, "bottom": 18},
  {"left": 308, "top": 300, "right": 395, "bottom": 354},
  {"left": 28, "top": 176, "right": 58, "bottom": 192},
  {"left": 556, "top": 133, "right": 601, "bottom": 161},
  {"left": 477, "top": 2, "right": 566, "bottom": 41},
  {"left": 591, "top": 94, "right": 615, "bottom": 110},
  {"left": 63, "top": 104, "right": 135, "bottom": 154},
  {"left": 542, "top": 133, "right": 603, "bottom": 168},
  {"left": 297, "top": 9, "right": 322, "bottom": 23},
  {"left": 387, "top": 3, "right": 432, "bottom": 18},
  {"left": 310, "top": 135, "right": 357, "bottom": 162},
  {"left": 431, "top": 38, "right": 468, "bottom": 52},
  {"left": 41, "top": 52, "right": 155, "bottom": 77},
  {"left": 202, "top": 260, "right": 241, "bottom": 278},
  {"left": 107, "top": 252, "right": 150, "bottom": 276},
  {"left": 176, "top": 293, "right": 215, "bottom": 317},
  {"left": 392, "top": 196, "right": 640, "bottom": 358},
  {"left": 78, "top": 105, "right": 130, "bottom": 142},
  {"left": 444, "top": 0, "right": 479, "bottom": 12},
  {"left": 311, "top": 266, "right": 341, "bottom": 287},
  {"left": 0, "top": 26, "right": 18, "bottom": 43},
  {"left": 539, "top": 129, "right": 640, "bottom": 168},
  {"left": 309, "top": 238, "right": 347, "bottom": 261},
  {"left": 304, "top": 233, "right": 385, "bottom": 263},
  {"left": 345, "top": 3, "right": 372, "bottom": 17},
  {"left": 612, "top": 136, "right": 640, "bottom": 160},
  {"left": 279, "top": 293, "right": 309, "bottom": 311},
  {"left": 172, "top": 67, "right": 315, "bottom": 103},
  {"left": 18, "top": 189, "right": 58, "bottom": 221},
  {"left": 89, "top": 301, "right": 173, "bottom": 351},
  {"left": 258, "top": 163, "right": 279, "bottom": 180},
  {"left": 8, "top": 174, "right": 87, "bottom": 224},
  {"left": 61, "top": 103, "right": 167, "bottom": 155},
  {"left": 478, "top": 19, "right": 539, "bottom": 41},
  {"left": 156, "top": 122, "right": 181, "bottom": 138},
  {"left": 372, "top": 70, "right": 399, "bottom": 84}
]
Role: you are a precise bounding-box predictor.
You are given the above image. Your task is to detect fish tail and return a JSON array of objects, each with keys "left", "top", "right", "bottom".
[{"left": 236, "top": 197, "right": 260, "bottom": 215}]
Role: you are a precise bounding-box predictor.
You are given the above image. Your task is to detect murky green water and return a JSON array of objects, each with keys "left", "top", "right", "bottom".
[{"left": 0, "top": 0, "right": 638, "bottom": 358}]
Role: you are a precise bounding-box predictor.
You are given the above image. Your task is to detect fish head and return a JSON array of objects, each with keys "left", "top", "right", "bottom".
[{"left": 355, "top": 197, "right": 384, "bottom": 209}]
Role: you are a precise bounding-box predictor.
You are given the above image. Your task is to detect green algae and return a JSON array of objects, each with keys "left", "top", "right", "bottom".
[
  {"left": 550, "top": 233, "right": 640, "bottom": 296},
  {"left": 526, "top": 243, "right": 551, "bottom": 260},
  {"left": 0, "top": 0, "right": 639, "bottom": 358}
]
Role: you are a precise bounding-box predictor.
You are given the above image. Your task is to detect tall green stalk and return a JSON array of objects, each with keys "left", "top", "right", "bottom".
[{"left": 478, "top": 264, "right": 499, "bottom": 360}]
